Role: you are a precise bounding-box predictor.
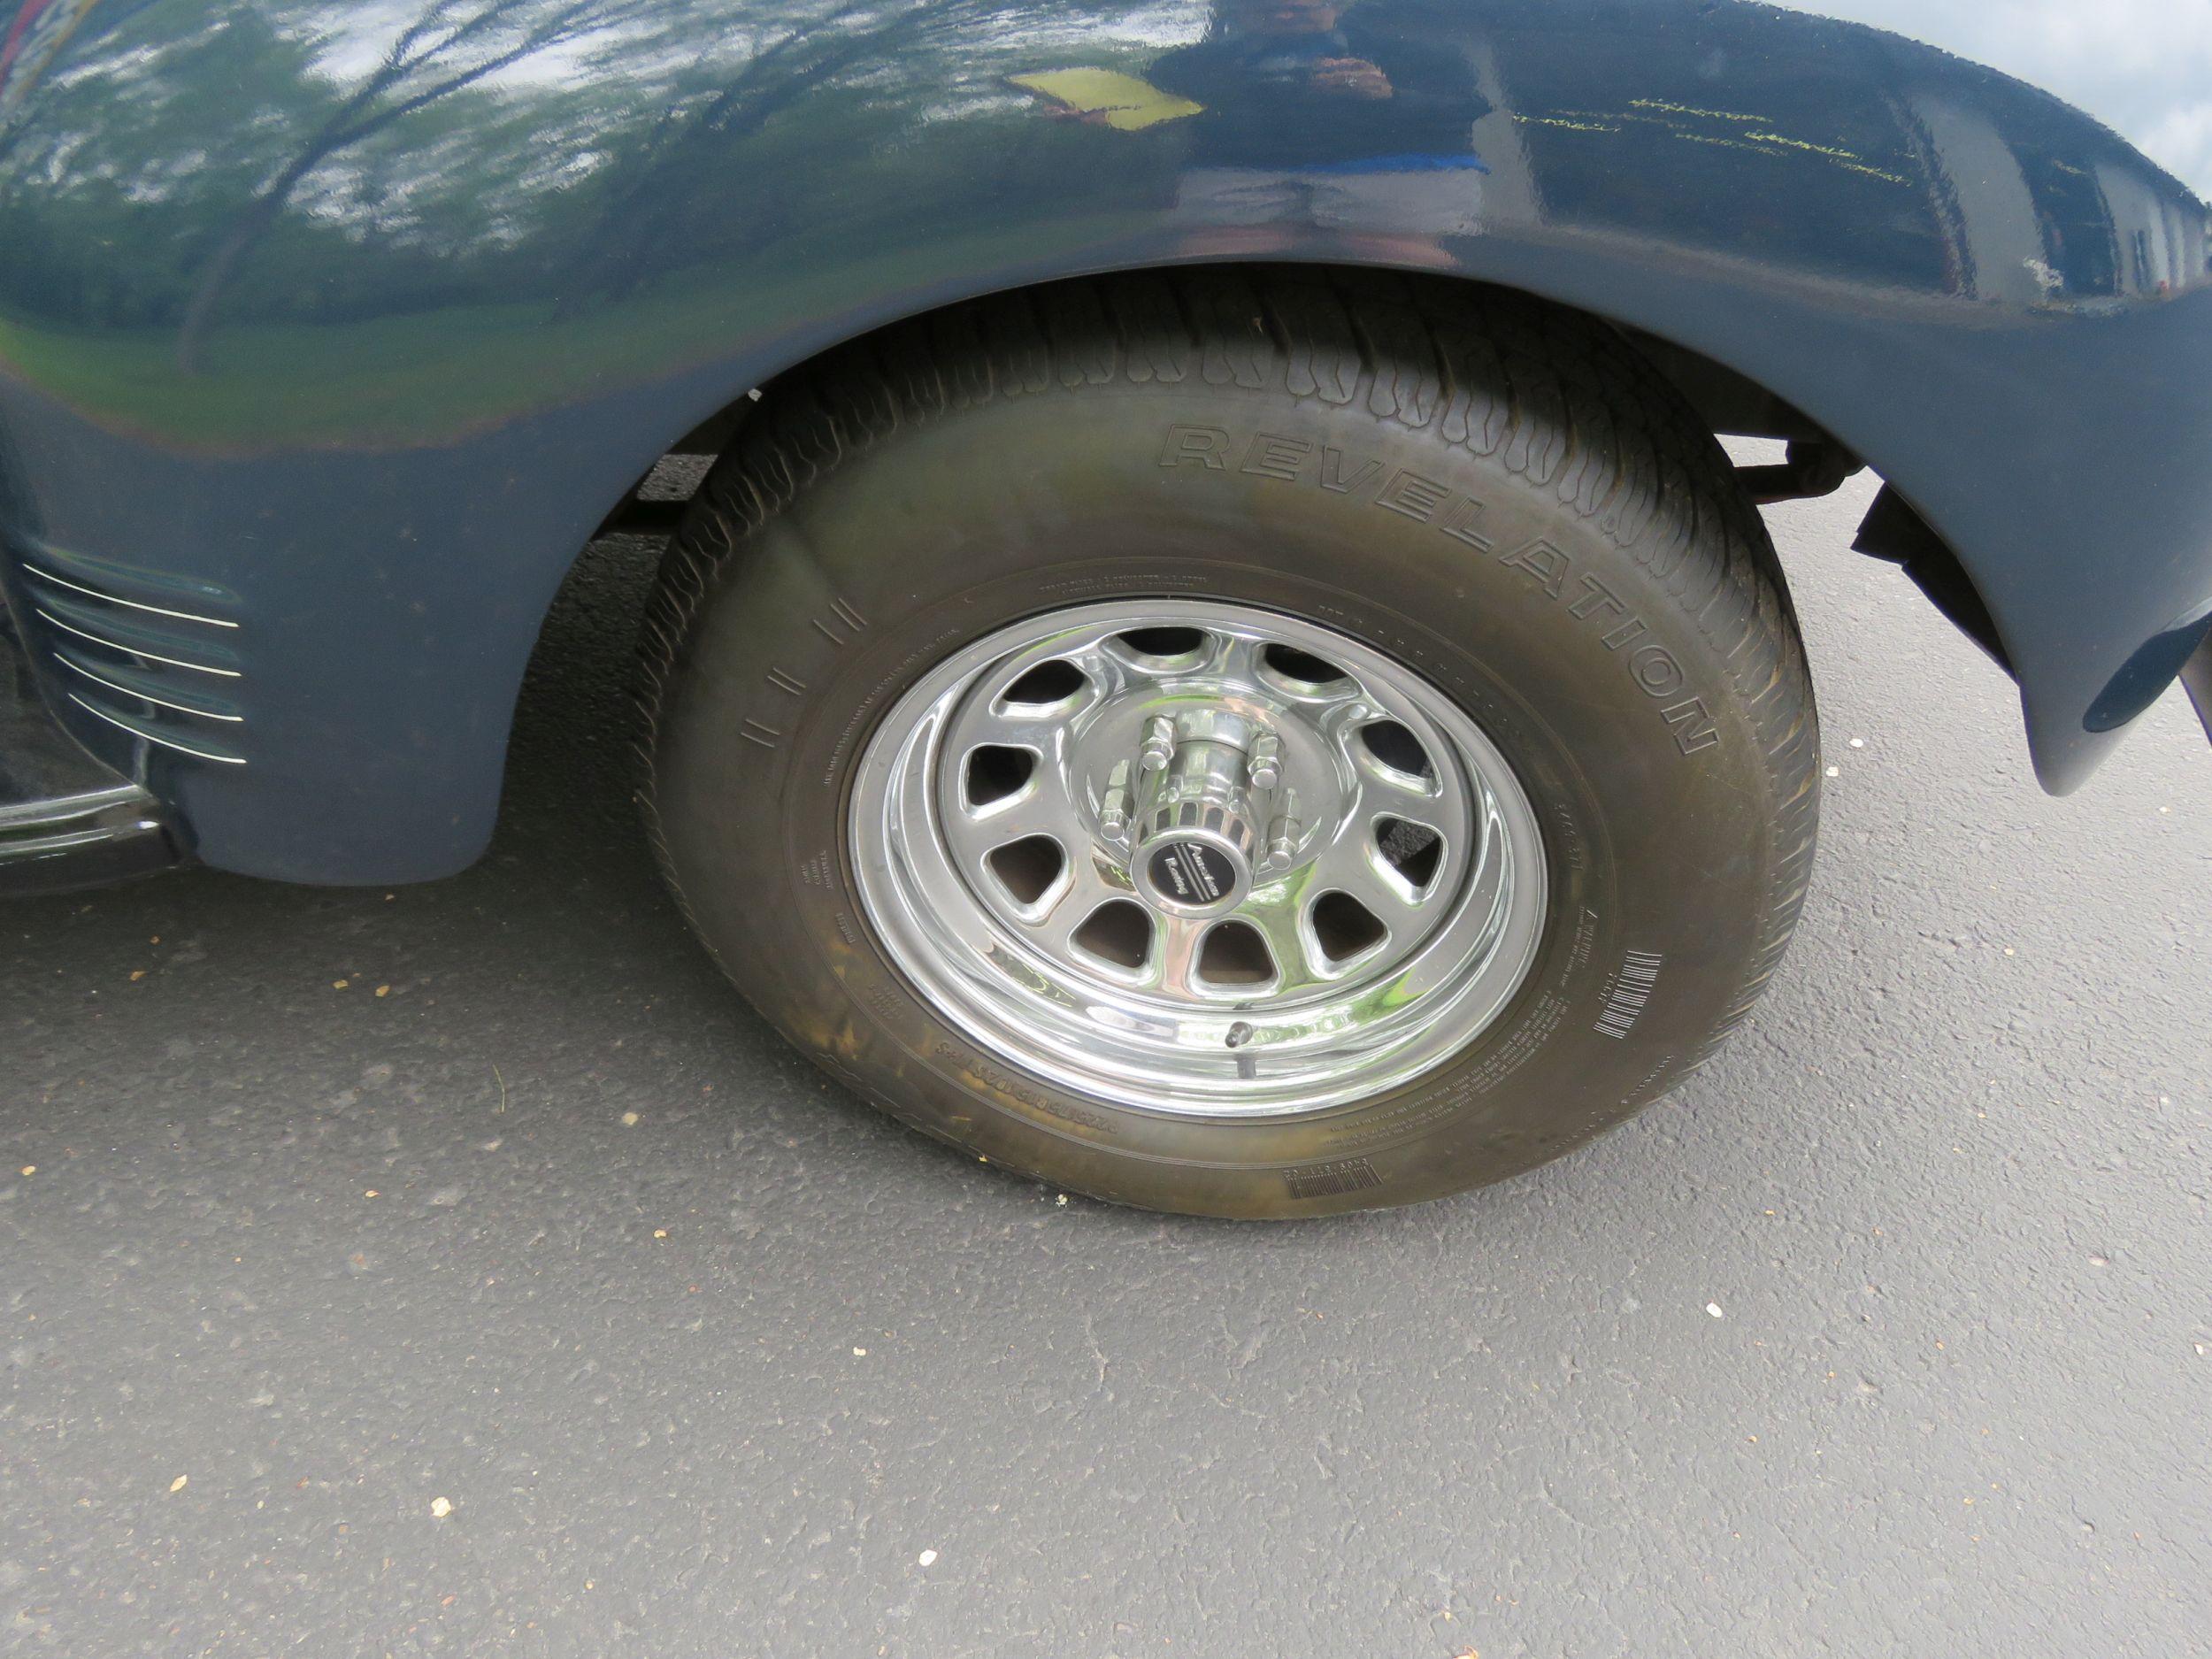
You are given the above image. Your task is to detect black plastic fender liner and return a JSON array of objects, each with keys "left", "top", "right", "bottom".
[
  {"left": 1853, "top": 486, "right": 2012, "bottom": 675},
  {"left": 2179, "top": 633, "right": 2212, "bottom": 747}
]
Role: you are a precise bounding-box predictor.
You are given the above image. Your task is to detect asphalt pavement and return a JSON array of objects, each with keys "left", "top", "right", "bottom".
[{"left": 4, "top": 470, "right": 2209, "bottom": 1657}]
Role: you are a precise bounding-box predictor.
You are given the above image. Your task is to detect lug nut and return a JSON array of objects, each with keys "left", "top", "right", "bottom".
[
  {"left": 1262, "top": 791, "right": 1301, "bottom": 872},
  {"left": 1100, "top": 761, "right": 1133, "bottom": 844},
  {"left": 1248, "top": 732, "right": 1282, "bottom": 791},
  {"left": 1139, "top": 715, "right": 1177, "bottom": 772}
]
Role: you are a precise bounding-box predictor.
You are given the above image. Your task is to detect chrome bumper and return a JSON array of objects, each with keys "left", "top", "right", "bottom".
[{"left": 1, "top": 783, "right": 178, "bottom": 897}]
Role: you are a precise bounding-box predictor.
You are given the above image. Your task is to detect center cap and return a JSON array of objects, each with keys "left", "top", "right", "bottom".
[
  {"left": 1121, "top": 710, "right": 1271, "bottom": 918},
  {"left": 1140, "top": 835, "right": 1248, "bottom": 918}
]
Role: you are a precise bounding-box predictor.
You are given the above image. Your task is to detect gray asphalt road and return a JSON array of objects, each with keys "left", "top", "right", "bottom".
[{"left": 5, "top": 472, "right": 2209, "bottom": 1658}]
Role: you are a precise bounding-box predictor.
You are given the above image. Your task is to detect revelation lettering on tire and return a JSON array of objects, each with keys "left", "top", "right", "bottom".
[{"left": 639, "top": 268, "right": 1819, "bottom": 1217}]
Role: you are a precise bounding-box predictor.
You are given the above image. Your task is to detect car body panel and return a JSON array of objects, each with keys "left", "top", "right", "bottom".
[{"left": 0, "top": 0, "right": 2206, "bottom": 882}]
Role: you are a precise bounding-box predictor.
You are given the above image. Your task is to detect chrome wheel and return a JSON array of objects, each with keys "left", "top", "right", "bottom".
[{"left": 849, "top": 600, "right": 1547, "bottom": 1116}]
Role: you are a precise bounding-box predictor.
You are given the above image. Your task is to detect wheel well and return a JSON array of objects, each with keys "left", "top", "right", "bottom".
[
  {"left": 618, "top": 264, "right": 1835, "bottom": 468},
  {"left": 590, "top": 262, "right": 2006, "bottom": 675}
]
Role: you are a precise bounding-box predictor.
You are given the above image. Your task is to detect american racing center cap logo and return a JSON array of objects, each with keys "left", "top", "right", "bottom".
[{"left": 1146, "top": 840, "right": 1239, "bottom": 909}]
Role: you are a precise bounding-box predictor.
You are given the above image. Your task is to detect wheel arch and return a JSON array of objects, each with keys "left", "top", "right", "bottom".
[{"left": 572, "top": 254, "right": 2002, "bottom": 678}]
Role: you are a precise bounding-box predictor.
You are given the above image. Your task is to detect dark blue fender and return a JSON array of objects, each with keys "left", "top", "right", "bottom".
[{"left": 0, "top": 0, "right": 2206, "bottom": 882}]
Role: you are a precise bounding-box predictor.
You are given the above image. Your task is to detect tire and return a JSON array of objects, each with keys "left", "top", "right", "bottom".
[{"left": 639, "top": 269, "right": 1818, "bottom": 1217}]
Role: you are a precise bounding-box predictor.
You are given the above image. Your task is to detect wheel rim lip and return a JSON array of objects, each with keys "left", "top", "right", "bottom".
[{"left": 848, "top": 599, "right": 1549, "bottom": 1118}]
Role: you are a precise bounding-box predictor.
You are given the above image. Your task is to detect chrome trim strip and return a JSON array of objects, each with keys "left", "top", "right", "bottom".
[
  {"left": 22, "top": 564, "right": 240, "bottom": 628},
  {"left": 65, "top": 695, "right": 248, "bottom": 765},
  {"left": 51, "top": 653, "right": 245, "bottom": 722},
  {"left": 1, "top": 826, "right": 116, "bottom": 855},
  {"left": 35, "top": 609, "right": 243, "bottom": 678},
  {"left": 0, "top": 783, "right": 149, "bottom": 828}
]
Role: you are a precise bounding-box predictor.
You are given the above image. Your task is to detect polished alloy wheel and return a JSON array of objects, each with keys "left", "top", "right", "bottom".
[{"left": 849, "top": 600, "right": 1548, "bottom": 1116}]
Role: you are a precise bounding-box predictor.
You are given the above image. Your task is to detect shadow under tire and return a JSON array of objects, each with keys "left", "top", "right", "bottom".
[{"left": 640, "top": 269, "right": 1819, "bottom": 1217}]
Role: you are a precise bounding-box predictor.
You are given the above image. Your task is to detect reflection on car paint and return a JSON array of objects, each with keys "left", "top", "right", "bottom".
[{"left": 0, "top": 0, "right": 2202, "bottom": 883}]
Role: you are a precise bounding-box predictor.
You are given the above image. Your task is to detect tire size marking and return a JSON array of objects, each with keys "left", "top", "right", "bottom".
[
  {"left": 1560, "top": 905, "right": 1598, "bottom": 987},
  {"left": 1160, "top": 422, "right": 1722, "bottom": 757},
  {"left": 1595, "top": 951, "right": 1664, "bottom": 1040},
  {"left": 862, "top": 980, "right": 906, "bottom": 1028},
  {"left": 930, "top": 1040, "right": 1110, "bottom": 1131}
]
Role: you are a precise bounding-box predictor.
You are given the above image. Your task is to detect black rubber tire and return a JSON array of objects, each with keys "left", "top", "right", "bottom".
[{"left": 640, "top": 269, "right": 1819, "bottom": 1217}]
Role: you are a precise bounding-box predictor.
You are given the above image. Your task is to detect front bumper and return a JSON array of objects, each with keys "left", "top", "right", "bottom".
[
  {"left": 1, "top": 783, "right": 179, "bottom": 897},
  {"left": 3, "top": 593, "right": 183, "bottom": 898}
]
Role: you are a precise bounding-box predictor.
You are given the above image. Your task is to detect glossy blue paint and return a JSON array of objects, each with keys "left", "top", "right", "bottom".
[{"left": 0, "top": 0, "right": 2206, "bottom": 882}]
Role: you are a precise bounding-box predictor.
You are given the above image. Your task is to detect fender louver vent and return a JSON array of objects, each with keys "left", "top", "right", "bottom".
[{"left": 21, "top": 554, "right": 248, "bottom": 766}]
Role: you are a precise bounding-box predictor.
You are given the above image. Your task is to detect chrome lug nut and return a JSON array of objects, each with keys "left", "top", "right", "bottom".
[
  {"left": 1248, "top": 732, "right": 1282, "bottom": 791},
  {"left": 1138, "top": 714, "right": 1177, "bottom": 772},
  {"left": 1099, "top": 760, "right": 1133, "bottom": 845},
  {"left": 1262, "top": 791, "right": 1302, "bottom": 872}
]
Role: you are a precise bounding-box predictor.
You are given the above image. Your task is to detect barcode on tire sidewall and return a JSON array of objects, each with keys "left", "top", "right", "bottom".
[
  {"left": 1595, "top": 951, "right": 1664, "bottom": 1040},
  {"left": 1285, "top": 1159, "right": 1384, "bottom": 1201}
]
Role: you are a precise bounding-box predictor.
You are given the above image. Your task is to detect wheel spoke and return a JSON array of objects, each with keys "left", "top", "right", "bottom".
[
  {"left": 1356, "top": 749, "right": 1446, "bottom": 807},
  {"left": 964, "top": 709, "right": 1048, "bottom": 749},
  {"left": 1304, "top": 822, "right": 1406, "bottom": 913},
  {"left": 943, "top": 785, "right": 1048, "bottom": 856},
  {"left": 1025, "top": 855, "right": 1135, "bottom": 956},
  {"left": 956, "top": 706, "right": 1071, "bottom": 756},
  {"left": 1240, "top": 885, "right": 1325, "bottom": 991},
  {"left": 941, "top": 775, "right": 1089, "bottom": 887},
  {"left": 1204, "top": 629, "right": 1267, "bottom": 687},
  {"left": 1065, "top": 640, "right": 1134, "bottom": 699},
  {"left": 1147, "top": 914, "right": 1210, "bottom": 999}
]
